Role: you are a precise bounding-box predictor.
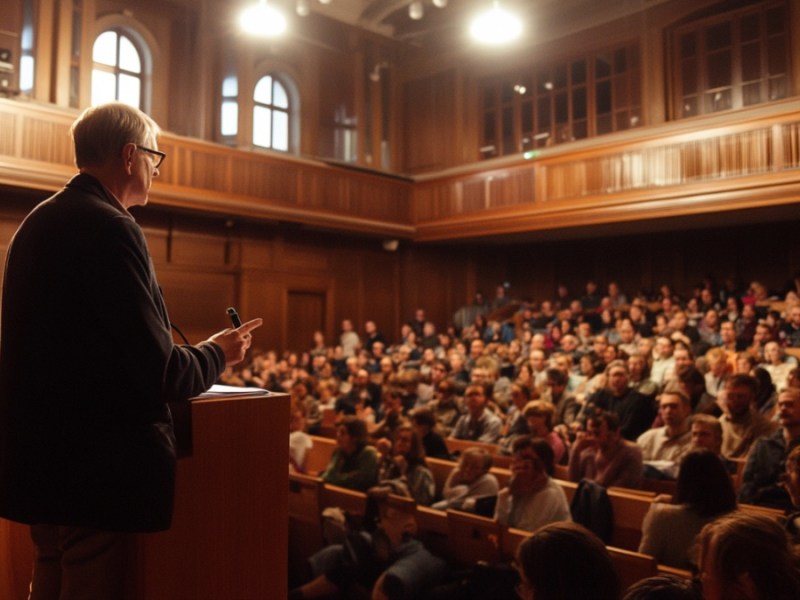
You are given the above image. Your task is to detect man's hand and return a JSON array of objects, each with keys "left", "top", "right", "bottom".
[{"left": 207, "top": 318, "right": 263, "bottom": 366}]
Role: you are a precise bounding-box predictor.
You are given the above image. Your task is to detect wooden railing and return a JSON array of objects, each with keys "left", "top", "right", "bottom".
[{"left": 2, "top": 97, "right": 799, "bottom": 242}]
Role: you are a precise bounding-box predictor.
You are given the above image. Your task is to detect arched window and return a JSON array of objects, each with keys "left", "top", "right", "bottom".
[
  {"left": 91, "top": 30, "right": 144, "bottom": 108},
  {"left": 253, "top": 74, "right": 290, "bottom": 151}
]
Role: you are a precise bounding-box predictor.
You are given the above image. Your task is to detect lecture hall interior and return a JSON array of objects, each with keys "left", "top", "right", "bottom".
[{"left": 0, "top": 0, "right": 799, "bottom": 597}]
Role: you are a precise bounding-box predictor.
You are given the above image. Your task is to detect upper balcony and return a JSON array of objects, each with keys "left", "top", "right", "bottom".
[{"left": 1, "top": 97, "right": 799, "bottom": 243}]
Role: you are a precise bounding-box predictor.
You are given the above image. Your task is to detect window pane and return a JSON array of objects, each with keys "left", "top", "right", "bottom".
[
  {"left": 571, "top": 60, "right": 586, "bottom": 85},
  {"left": 741, "top": 42, "right": 761, "bottom": 81},
  {"left": 555, "top": 91, "right": 568, "bottom": 124},
  {"left": 596, "top": 80, "right": 611, "bottom": 114},
  {"left": 682, "top": 58, "right": 697, "bottom": 94},
  {"left": 572, "top": 87, "right": 586, "bottom": 120},
  {"left": 91, "top": 69, "right": 117, "bottom": 105},
  {"left": 682, "top": 96, "right": 698, "bottom": 117},
  {"left": 118, "top": 73, "right": 141, "bottom": 108},
  {"left": 537, "top": 97, "right": 550, "bottom": 131},
  {"left": 613, "top": 48, "right": 627, "bottom": 73},
  {"left": 521, "top": 100, "right": 533, "bottom": 134},
  {"left": 502, "top": 106, "right": 514, "bottom": 154},
  {"left": 483, "top": 110, "right": 496, "bottom": 144},
  {"left": 707, "top": 51, "right": 731, "bottom": 88},
  {"left": 767, "top": 37, "right": 787, "bottom": 75},
  {"left": 680, "top": 33, "right": 696, "bottom": 59},
  {"left": 597, "top": 113, "right": 612, "bottom": 135},
  {"left": 272, "top": 111, "right": 289, "bottom": 151},
  {"left": 595, "top": 54, "right": 611, "bottom": 78},
  {"left": 742, "top": 81, "right": 761, "bottom": 106},
  {"left": 254, "top": 76, "right": 273, "bottom": 104},
  {"left": 706, "top": 22, "right": 731, "bottom": 51},
  {"left": 553, "top": 64, "right": 567, "bottom": 89},
  {"left": 766, "top": 6, "right": 785, "bottom": 35},
  {"left": 222, "top": 76, "right": 238, "bottom": 97},
  {"left": 253, "top": 106, "right": 272, "bottom": 147},
  {"left": 93, "top": 31, "right": 118, "bottom": 66},
  {"left": 769, "top": 75, "right": 787, "bottom": 101},
  {"left": 740, "top": 13, "right": 759, "bottom": 42},
  {"left": 273, "top": 80, "right": 288, "bottom": 109},
  {"left": 706, "top": 89, "right": 731, "bottom": 112},
  {"left": 613, "top": 76, "right": 628, "bottom": 107},
  {"left": 118, "top": 35, "right": 141, "bottom": 73},
  {"left": 221, "top": 100, "right": 238, "bottom": 136}
]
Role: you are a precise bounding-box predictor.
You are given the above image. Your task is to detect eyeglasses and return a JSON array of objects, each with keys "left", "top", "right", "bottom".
[{"left": 136, "top": 145, "right": 166, "bottom": 169}]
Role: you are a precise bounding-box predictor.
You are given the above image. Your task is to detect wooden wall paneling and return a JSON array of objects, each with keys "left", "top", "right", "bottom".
[
  {"left": 157, "top": 269, "right": 237, "bottom": 343},
  {"left": 240, "top": 269, "right": 283, "bottom": 354},
  {"left": 361, "top": 249, "right": 401, "bottom": 341},
  {"left": 286, "top": 290, "right": 326, "bottom": 354},
  {"left": 402, "top": 69, "right": 457, "bottom": 173}
]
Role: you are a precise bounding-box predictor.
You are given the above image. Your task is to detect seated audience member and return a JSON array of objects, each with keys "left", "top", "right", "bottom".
[
  {"left": 704, "top": 347, "right": 732, "bottom": 400},
  {"left": 409, "top": 408, "right": 450, "bottom": 460},
  {"left": 690, "top": 413, "right": 737, "bottom": 474},
  {"left": 372, "top": 387, "right": 411, "bottom": 442},
  {"left": 638, "top": 449, "right": 737, "bottom": 569},
  {"left": 426, "top": 379, "right": 464, "bottom": 436},
  {"left": 637, "top": 390, "right": 693, "bottom": 479},
  {"left": 289, "top": 404, "right": 313, "bottom": 474},
  {"left": 335, "top": 368, "right": 381, "bottom": 416},
  {"left": 372, "top": 424, "right": 435, "bottom": 506},
  {"left": 582, "top": 360, "right": 655, "bottom": 441},
  {"left": 718, "top": 374, "right": 776, "bottom": 459},
  {"left": 695, "top": 512, "right": 800, "bottom": 600},
  {"left": 449, "top": 383, "right": 503, "bottom": 444},
  {"left": 320, "top": 416, "right": 379, "bottom": 492},
  {"left": 544, "top": 368, "right": 581, "bottom": 438},
  {"left": 432, "top": 447, "right": 499, "bottom": 512},
  {"left": 515, "top": 522, "right": 620, "bottom": 600},
  {"left": 739, "top": 387, "right": 800, "bottom": 510},
  {"left": 497, "top": 383, "right": 533, "bottom": 454},
  {"left": 763, "top": 341, "right": 795, "bottom": 394},
  {"left": 290, "top": 494, "right": 447, "bottom": 600},
  {"left": 568, "top": 410, "right": 644, "bottom": 489},
  {"left": 784, "top": 445, "right": 800, "bottom": 542},
  {"left": 752, "top": 366, "right": 779, "bottom": 419},
  {"left": 650, "top": 336, "right": 677, "bottom": 389},
  {"left": 524, "top": 400, "right": 568, "bottom": 465},
  {"left": 494, "top": 436, "right": 571, "bottom": 532},
  {"left": 291, "top": 378, "right": 321, "bottom": 434},
  {"left": 627, "top": 352, "right": 659, "bottom": 401},
  {"left": 677, "top": 366, "right": 717, "bottom": 416},
  {"left": 622, "top": 575, "right": 702, "bottom": 600}
]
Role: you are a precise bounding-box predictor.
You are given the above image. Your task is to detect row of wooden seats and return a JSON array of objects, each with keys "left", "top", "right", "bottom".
[
  {"left": 288, "top": 471, "right": 672, "bottom": 591},
  {"left": 300, "top": 436, "right": 781, "bottom": 553}
]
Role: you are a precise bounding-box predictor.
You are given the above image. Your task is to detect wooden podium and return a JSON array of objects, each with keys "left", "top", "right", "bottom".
[{"left": 1, "top": 391, "right": 289, "bottom": 600}]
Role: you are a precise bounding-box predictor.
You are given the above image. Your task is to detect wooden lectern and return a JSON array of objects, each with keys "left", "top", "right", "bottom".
[{"left": 0, "top": 391, "right": 289, "bottom": 599}]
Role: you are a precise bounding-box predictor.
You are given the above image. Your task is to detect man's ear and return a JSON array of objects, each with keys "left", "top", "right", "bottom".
[{"left": 122, "top": 142, "right": 137, "bottom": 172}]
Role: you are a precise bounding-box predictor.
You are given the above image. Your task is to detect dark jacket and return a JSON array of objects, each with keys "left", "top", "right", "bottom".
[{"left": 0, "top": 174, "right": 225, "bottom": 532}]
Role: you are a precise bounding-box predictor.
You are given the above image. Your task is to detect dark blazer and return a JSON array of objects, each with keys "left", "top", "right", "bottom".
[{"left": 0, "top": 174, "right": 225, "bottom": 532}]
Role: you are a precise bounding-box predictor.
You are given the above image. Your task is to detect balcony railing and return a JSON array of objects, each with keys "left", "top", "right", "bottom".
[{"left": 1, "top": 97, "right": 798, "bottom": 242}]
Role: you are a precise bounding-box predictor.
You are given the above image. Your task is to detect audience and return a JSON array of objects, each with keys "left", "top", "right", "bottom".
[
  {"left": 320, "top": 416, "right": 379, "bottom": 492},
  {"left": 515, "top": 521, "right": 621, "bottom": 600},
  {"left": 260, "top": 279, "right": 800, "bottom": 592},
  {"left": 494, "top": 436, "right": 571, "bottom": 531},
  {"left": 695, "top": 511, "right": 800, "bottom": 600},
  {"left": 637, "top": 390, "right": 693, "bottom": 479},
  {"left": 449, "top": 383, "right": 503, "bottom": 444},
  {"left": 568, "top": 411, "right": 644, "bottom": 489},
  {"left": 638, "top": 449, "right": 737, "bottom": 569},
  {"left": 432, "top": 447, "right": 499, "bottom": 512},
  {"left": 739, "top": 387, "right": 800, "bottom": 510},
  {"left": 372, "top": 424, "right": 435, "bottom": 506}
]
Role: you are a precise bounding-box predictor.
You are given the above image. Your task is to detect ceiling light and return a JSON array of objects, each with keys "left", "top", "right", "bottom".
[
  {"left": 296, "top": 0, "right": 310, "bottom": 16},
  {"left": 470, "top": 1, "right": 523, "bottom": 45},
  {"left": 318, "top": 0, "right": 332, "bottom": 5},
  {"left": 409, "top": 1, "right": 424, "bottom": 20},
  {"left": 240, "top": 0, "right": 287, "bottom": 37},
  {"left": 432, "top": 0, "right": 448, "bottom": 7}
]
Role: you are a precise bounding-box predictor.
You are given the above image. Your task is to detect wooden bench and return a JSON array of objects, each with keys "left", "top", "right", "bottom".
[{"left": 305, "top": 435, "right": 337, "bottom": 476}]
